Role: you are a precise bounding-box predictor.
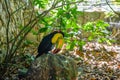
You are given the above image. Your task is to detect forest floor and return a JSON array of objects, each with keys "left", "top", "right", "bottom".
[
  {"left": 3, "top": 42, "right": 120, "bottom": 80},
  {"left": 71, "top": 42, "right": 120, "bottom": 80}
]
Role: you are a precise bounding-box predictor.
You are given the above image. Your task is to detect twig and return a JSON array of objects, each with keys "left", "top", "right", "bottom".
[
  {"left": 111, "top": 29, "right": 120, "bottom": 39},
  {"left": 55, "top": 0, "right": 84, "bottom": 9},
  {"left": 4, "top": 0, "right": 10, "bottom": 62},
  {"left": 11, "top": 4, "right": 26, "bottom": 16},
  {"left": 105, "top": 0, "right": 120, "bottom": 18}
]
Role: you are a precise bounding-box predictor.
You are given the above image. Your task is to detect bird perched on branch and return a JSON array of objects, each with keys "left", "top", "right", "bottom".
[{"left": 36, "top": 31, "right": 64, "bottom": 58}]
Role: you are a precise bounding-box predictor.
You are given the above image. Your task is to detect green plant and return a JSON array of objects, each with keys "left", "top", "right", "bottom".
[
  {"left": 65, "top": 20, "right": 112, "bottom": 51},
  {"left": 82, "top": 20, "right": 110, "bottom": 42}
]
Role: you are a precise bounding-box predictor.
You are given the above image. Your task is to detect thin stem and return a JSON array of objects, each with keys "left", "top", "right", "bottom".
[
  {"left": 55, "top": 0, "right": 84, "bottom": 9},
  {"left": 105, "top": 0, "right": 120, "bottom": 18},
  {"left": 11, "top": 4, "right": 26, "bottom": 16},
  {"left": 4, "top": 0, "right": 10, "bottom": 62}
]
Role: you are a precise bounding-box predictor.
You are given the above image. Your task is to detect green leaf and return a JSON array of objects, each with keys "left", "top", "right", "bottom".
[
  {"left": 88, "top": 36, "right": 93, "bottom": 41},
  {"left": 38, "top": 27, "right": 48, "bottom": 33},
  {"left": 70, "top": 42, "right": 75, "bottom": 50},
  {"left": 24, "top": 40, "right": 33, "bottom": 45},
  {"left": 33, "top": 0, "right": 48, "bottom": 8},
  {"left": 83, "top": 22, "right": 94, "bottom": 31},
  {"left": 18, "top": 68, "right": 28, "bottom": 76},
  {"left": 78, "top": 40, "right": 86, "bottom": 51},
  {"left": 31, "top": 30, "right": 38, "bottom": 35},
  {"left": 57, "top": 8, "right": 65, "bottom": 16},
  {"left": 65, "top": 13, "right": 71, "bottom": 19},
  {"left": 106, "top": 40, "right": 111, "bottom": 45}
]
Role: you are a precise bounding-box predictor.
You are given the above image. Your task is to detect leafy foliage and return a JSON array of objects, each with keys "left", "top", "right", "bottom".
[
  {"left": 33, "top": 0, "right": 48, "bottom": 8},
  {"left": 82, "top": 21, "right": 110, "bottom": 42}
]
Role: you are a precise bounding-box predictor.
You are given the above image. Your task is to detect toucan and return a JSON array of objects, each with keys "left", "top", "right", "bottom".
[{"left": 36, "top": 31, "right": 64, "bottom": 58}]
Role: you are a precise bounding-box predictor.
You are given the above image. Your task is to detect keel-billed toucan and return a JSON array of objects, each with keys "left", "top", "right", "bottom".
[{"left": 36, "top": 31, "right": 64, "bottom": 58}]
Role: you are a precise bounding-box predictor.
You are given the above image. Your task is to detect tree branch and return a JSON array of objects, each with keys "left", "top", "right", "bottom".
[
  {"left": 55, "top": 0, "right": 84, "bottom": 9},
  {"left": 105, "top": 0, "right": 120, "bottom": 18},
  {"left": 4, "top": 0, "right": 10, "bottom": 62},
  {"left": 11, "top": 4, "right": 26, "bottom": 16}
]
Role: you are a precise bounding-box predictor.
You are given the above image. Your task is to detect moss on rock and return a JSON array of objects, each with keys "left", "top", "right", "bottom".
[{"left": 25, "top": 53, "right": 77, "bottom": 80}]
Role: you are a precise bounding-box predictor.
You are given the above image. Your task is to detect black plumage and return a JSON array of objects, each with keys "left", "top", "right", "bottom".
[{"left": 36, "top": 31, "right": 64, "bottom": 58}]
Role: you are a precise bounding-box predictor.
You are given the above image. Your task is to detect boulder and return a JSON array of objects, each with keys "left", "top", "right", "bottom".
[{"left": 24, "top": 53, "right": 78, "bottom": 80}]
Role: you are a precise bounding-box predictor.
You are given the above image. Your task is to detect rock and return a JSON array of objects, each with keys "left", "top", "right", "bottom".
[{"left": 24, "top": 53, "right": 78, "bottom": 80}]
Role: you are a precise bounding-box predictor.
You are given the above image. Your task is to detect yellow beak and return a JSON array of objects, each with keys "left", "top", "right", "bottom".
[{"left": 56, "top": 39, "right": 64, "bottom": 49}]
